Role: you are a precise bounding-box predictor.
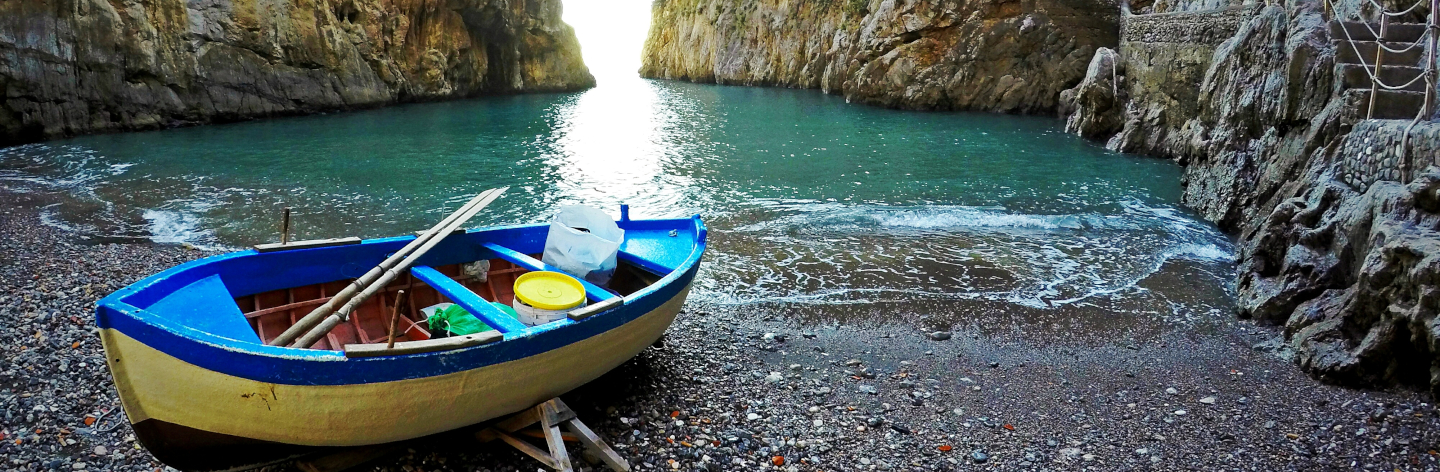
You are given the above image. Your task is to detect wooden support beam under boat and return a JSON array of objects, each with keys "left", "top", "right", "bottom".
[
  {"left": 476, "top": 398, "right": 630, "bottom": 472},
  {"left": 409, "top": 265, "right": 528, "bottom": 334},
  {"left": 479, "top": 243, "right": 618, "bottom": 302}
]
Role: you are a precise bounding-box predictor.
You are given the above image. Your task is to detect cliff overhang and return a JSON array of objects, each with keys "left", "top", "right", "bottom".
[{"left": 0, "top": 0, "right": 596, "bottom": 145}]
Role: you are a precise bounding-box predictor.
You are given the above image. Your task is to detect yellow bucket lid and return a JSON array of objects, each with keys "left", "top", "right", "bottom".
[{"left": 514, "top": 271, "right": 586, "bottom": 310}]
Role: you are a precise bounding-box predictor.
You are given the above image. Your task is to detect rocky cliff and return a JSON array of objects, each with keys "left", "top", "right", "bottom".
[
  {"left": 0, "top": 0, "right": 594, "bottom": 145},
  {"left": 1064, "top": 0, "right": 1440, "bottom": 395},
  {"left": 640, "top": 0, "right": 1120, "bottom": 114},
  {"left": 645, "top": 0, "right": 1440, "bottom": 396}
]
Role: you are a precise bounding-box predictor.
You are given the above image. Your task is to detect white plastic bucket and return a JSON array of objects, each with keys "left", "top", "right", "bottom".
[{"left": 513, "top": 297, "right": 587, "bottom": 326}]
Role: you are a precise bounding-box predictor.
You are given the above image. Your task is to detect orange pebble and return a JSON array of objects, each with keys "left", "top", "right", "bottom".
[{"left": 772, "top": 456, "right": 785, "bottom": 466}]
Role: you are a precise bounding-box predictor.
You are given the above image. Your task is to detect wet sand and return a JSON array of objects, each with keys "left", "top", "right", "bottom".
[{"left": 2, "top": 185, "right": 1438, "bottom": 472}]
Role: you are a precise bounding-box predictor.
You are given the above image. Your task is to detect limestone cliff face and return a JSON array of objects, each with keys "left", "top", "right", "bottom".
[
  {"left": 1065, "top": 0, "right": 1440, "bottom": 395},
  {"left": 645, "top": 0, "right": 1440, "bottom": 396},
  {"left": 640, "top": 0, "right": 1120, "bottom": 114},
  {"left": 0, "top": 0, "right": 594, "bottom": 145}
]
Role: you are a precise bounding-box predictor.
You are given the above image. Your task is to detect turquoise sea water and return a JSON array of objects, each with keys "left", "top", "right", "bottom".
[{"left": 0, "top": 77, "right": 1235, "bottom": 330}]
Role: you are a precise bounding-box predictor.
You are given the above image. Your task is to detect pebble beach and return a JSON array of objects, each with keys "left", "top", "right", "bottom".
[{"left": 3, "top": 185, "right": 1440, "bottom": 472}]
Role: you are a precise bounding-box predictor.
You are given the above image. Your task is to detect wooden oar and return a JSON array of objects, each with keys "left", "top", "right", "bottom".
[
  {"left": 268, "top": 188, "right": 502, "bottom": 347},
  {"left": 292, "top": 187, "right": 509, "bottom": 348}
]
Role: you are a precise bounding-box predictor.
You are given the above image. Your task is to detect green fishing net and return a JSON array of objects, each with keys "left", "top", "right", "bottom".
[{"left": 426, "top": 303, "right": 520, "bottom": 336}]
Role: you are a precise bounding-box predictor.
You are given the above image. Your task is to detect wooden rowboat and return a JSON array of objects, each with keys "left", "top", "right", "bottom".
[{"left": 95, "top": 213, "right": 706, "bottom": 471}]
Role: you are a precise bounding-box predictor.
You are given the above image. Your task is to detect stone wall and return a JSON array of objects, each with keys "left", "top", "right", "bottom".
[
  {"left": 0, "top": 0, "right": 595, "bottom": 145},
  {"left": 1121, "top": 4, "right": 1255, "bottom": 43},
  {"left": 1105, "top": 5, "right": 1258, "bottom": 152},
  {"left": 1339, "top": 120, "right": 1440, "bottom": 192}
]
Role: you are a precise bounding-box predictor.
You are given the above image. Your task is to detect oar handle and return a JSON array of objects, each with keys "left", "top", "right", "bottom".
[
  {"left": 267, "top": 189, "right": 498, "bottom": 346},
  {"left": 293, "top": 187, "right": 508, "bottom": 348}
]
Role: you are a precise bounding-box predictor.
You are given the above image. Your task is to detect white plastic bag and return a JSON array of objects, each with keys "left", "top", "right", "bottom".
[{"left": 541, "top": 205, "right": 624, "bottom": 285}]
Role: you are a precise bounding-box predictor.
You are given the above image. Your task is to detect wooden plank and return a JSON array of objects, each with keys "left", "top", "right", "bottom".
[
  {"left": 540, "top": 401, "right": 573, "bottom": 472},
  {"left": 550, "top": 398, "right": 628, "bottom": 472},
  {"left": 542, "top": 399, "right": 577, "bottom": 424},
  {"left": 565, "top": 418, "right": 631, "bottom": 472},
  {"left": 253, "top": 237, "right": 362, "bottom": 253},
  {"left": 294, "top": 444, "right": 404, "bottom": 472},
  {"left": 482, "top": 399, "right": 629, "bottom": 472},
  {"left": 413, "top": 227, "right": 467, "bottom": 237},
  {"left": 246, "top": 298, "right": 329, "bottom": 319},
  {"left": 495, "top": 407, "right": 542, "bottom": 433},
  {"left": 493, "top": 429, "right": 558, "bottom": 469},
  {"left": 567, "top": 297, "right": 624, "bottom": 321},
  {"left": 518, "top": 428, "right": 579, "bottom": 442},
  {"left": 343, "top": 331, "right": 501, "bottom": 357}
]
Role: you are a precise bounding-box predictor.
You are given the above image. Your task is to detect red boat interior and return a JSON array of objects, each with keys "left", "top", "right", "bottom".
[{"left": 236, "top": 257, "right": 658, "bottom": 350}]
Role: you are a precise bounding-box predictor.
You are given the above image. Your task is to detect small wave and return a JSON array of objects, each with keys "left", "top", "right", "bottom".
[
  {"left": 1170, "top": 242, "right": 1233, "bottom": 262},
  {"left": 142, "top": 209, "right": 216, "bottom": 248},
  {"left": 704, "top": 199, "right": 1236, "bottom": 313},
  {"left": 39, "top": 204, "right": 96, "bottom": 234},
  {"left": 734, "top": 200, "right": 1199, "bottom": 234},
  {"left": 735, "top": 202, "right": 1106, "bottom": 233},
  {"left": 872, "top": 208, "right": 1082, "bottom": 230}
]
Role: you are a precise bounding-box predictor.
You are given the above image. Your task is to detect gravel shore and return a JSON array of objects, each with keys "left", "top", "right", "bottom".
[{"left": 2, "top": 185, "right": 1438, "bottom": 472}]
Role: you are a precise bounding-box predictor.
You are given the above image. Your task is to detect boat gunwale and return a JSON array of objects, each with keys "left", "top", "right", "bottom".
[{"left": 95, "top": 216, "right": 707, "bottom": 385}]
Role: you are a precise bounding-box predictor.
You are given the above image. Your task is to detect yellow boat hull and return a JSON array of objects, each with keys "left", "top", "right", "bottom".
[{"left": 101, "top": 285, "right": 689, "bottom": 470}]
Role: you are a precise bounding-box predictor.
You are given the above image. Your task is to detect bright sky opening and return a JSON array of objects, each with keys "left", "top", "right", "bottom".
[{"left": 562, "top": 0, "right": 655, "bottom": 83}]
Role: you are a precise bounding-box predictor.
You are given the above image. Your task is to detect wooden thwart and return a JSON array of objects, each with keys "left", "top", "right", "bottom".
[
  {"left": 567, "top": 296, "right": 624, "bottom": 321},
  {"left": 253, "top": 237, "right": 362, "bottom": 253},
  {"left": 477, "top": 398, "right": 630, "bottom": 472},
  {"left": 343, "top": 331, "right": 501, "bottom": 357}
]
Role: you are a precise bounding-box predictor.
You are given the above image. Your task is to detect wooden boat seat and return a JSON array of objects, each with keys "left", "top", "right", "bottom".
[
  {"left": 410, "top": 265, "right": 527, "bottom": 334},
  {"left": 150, "top": 275, "right": 261, "bottom": 343}
]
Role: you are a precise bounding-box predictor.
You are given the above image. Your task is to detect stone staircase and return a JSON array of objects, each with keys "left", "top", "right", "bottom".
[{"left": 1330, "top": 21, "right": 1434, "bottom": 120}]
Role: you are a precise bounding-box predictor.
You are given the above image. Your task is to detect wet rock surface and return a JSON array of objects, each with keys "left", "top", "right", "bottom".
[
  {"left": 1068, "top": 0, "right": 1440, "bottom": 396},
  {"left": 640, "top": 0, "right": 1120, "bottom": 114},
  {"left": 3, "top": 186, "right": 1440, "bottom": 471},
  {"left": 0, "top": 0, "right": 594, "bottom": 145},
  {"left": 1059, "top": 46, "right": 1124, "bottom": 138}
]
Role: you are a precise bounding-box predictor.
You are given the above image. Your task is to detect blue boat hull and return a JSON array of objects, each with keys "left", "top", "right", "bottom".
[{"left": 96, "top": 216, "right": 706, "bottom": 470}]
